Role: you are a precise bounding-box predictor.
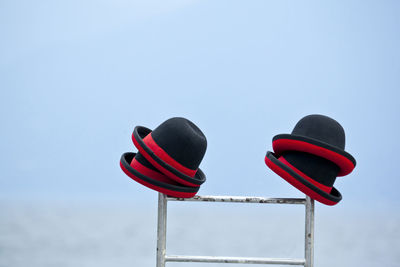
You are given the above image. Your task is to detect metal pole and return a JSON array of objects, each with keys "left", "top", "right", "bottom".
[
  {"left": 304, "top": 196, "right": 314, "bottom": 267},
  {"left": 165, "top": 255, "right": 305, "bottom": 265},
  {"left": 168, "top": 195, "right": 306, "bottom": 205},
  {"left": 156, "top": 193, "right": 167, "bottom": 267}
]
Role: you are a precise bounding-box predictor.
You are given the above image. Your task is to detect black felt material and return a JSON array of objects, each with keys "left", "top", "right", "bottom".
[
  {"left": 135, "top": 152, "right": 162, "bottom": 173},
  {"left": 282, "top": 151, "right": 340, "bottom": 187},
  {"left": 292, "top": 114, "right": 346, "bottom": 149},
  {"left": 151, "top": 117, "right": 207, "bottom": 170},
  {"left": 133, "top": 126, "right": 206, "bottom": 185}
]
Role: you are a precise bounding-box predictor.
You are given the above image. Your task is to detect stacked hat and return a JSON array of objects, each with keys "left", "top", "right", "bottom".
[
  {"left": 120, "top": 117, "right": 207, "bottom": 198},
  {"left": 265, "top": 114, "right": 356, "bottom": 205}
]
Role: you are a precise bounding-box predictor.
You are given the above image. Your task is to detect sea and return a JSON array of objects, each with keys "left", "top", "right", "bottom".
[{"left": 1, "top": 200, "right": 399, "bottom": 267}]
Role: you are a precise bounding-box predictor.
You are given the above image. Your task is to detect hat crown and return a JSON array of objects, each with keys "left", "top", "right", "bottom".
[
  {"left": 151, "top": 117, "right": 207, "bottom": 170},
  {"left": 292, "top": 114, "right": 346, "bottom": 149}
]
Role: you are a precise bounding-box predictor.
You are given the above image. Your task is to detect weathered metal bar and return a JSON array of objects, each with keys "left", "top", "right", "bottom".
[
  {"left": 167, "top": 195, "right": 306, "bottom": 205},
  {"left": 156, "top": 193, "right": 167, "bottom": 267},
  {"left": 165, "top": 255, "right": 305, "bottom": 265},
  {"left": 304, "top": 196, "right": 315, "bottom": 267},
  {"left": 157, "top": 194, "right": 315, "bottom": 267}
]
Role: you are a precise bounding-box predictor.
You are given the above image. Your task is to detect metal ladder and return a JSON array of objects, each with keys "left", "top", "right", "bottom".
[{"left": 156, "top": 193, "right": 315, "bottom": 267}]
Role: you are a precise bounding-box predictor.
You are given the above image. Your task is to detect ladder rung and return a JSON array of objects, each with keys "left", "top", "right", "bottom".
[
  {"left": 165, "top": 255, "right": 306, "bottom": 265},
  {"left": 167, "top": 195, "right": 306, "bottom": 205}
]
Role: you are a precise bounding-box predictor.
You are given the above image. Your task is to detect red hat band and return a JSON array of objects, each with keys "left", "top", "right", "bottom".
[
  {"left": 120, "top": 152, "right": 199, "bottom": 198},
  {"left": 130, "top": 156, "right": 182, "bottom": 185},
  {"left": 273, "top": 138, "right": 355, "bottom": 177}
]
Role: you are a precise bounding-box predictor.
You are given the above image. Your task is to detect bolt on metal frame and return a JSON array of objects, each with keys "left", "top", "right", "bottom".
[{"left": 156, "top": 193, "right": 314, "bottom": 267}]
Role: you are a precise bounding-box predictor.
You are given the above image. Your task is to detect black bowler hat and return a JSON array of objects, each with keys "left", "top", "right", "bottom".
[
  {"left": 132, "top": 117, "right": 207, "bottom": 187},
  {"left": 265, "top": 114, "right": 356, "bottom": 205},
  {"left": 120, "top": 152, "right": 199, "bottom": 198}
]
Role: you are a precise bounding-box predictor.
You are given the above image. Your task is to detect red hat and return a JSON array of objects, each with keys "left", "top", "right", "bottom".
[
  {"left": 120, "top": 117, "right": 207, "bottom": 198},
  {"left": 265, "top": 115, "right": 356, "bottom": 205},
  {"left": 131, "top": 117, "right": 207, "bottom": 187},
  {"left": 120, "top": 152, "right": 199, "bottom": 198}
]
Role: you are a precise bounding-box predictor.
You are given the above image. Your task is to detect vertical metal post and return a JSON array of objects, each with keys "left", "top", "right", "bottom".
[
  {"left": 304, "top": 196, "right": 315, "bottom": 267},
  {"left": 156, "top": 193, "right": 167, "bottom": 267}
]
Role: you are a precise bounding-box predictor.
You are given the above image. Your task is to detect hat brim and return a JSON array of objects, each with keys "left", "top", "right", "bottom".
[
  {"left": 120, "top": 152, "right": 199, "bottom": 198},
  {"left": 273, "top": 134, "right": 356, "bottom": 176},
  {"left": 132, "top": 126, "right": 206, "bottom": 187},
  {"left": 265, "top": 151, "right": 342, "bottom": 206}
]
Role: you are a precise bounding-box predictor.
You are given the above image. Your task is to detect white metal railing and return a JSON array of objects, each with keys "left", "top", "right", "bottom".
[{"left": 156, "top": 193, "right": 314, "bottom": 267}]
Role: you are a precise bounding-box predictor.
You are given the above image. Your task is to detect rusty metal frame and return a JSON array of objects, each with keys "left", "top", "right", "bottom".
[{"left": 156, "top": 193, "right": 314, "bottom": 267}]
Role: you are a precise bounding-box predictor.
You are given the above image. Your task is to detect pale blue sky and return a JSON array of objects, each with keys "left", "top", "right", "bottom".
[{"left": 1, "top": 0, "right": 399, "bottom": 211}]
